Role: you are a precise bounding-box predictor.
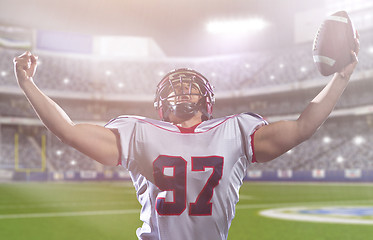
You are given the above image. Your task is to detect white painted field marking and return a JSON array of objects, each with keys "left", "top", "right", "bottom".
[
  {"left": 239, "top": 195, "right": 254, "bottom": 200},
  {"left": 236, "top": 199, "right": 373, "bottom": 210},
  {"left": 0, "top": 201, "right": 127, "bottom": 210},
  {"left": 25, "top": 185, "right": 134, "bottom": 194},
  {"left": 0, "top": 209, "right": 139, "bottom": 220},
  {"left": 2, "top": 194, "right": 373, "bottom": 220},
  {"left": 245, "top": 182, "right": 373, "bottom": 187},
  {"left": 259, "top": 206, "right": 373, "bottom": 225}
]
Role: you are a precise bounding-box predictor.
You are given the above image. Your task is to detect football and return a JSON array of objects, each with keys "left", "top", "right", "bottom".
[{"left": 312, "top": 11, "right": 356, "bottom": 76}]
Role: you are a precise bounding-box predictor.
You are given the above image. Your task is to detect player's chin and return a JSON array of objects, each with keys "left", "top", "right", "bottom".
[
  {"left": 168, "top": 112, "right": 197, "bottom": 124},
  {"left": 168, "top": 114, "right": 185, "bottom": 124}
]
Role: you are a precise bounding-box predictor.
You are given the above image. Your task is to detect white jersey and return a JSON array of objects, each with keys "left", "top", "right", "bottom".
[{"left": 105, "top": 113, "right": 267, "bottom": 240}]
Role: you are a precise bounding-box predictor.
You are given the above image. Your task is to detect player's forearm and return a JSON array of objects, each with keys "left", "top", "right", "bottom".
[
  {"left": 19, "top": 79, "right": 75, "bottom": 142},
  {"left": 297, "top": 73, "right": 349, "bottom": 139}
]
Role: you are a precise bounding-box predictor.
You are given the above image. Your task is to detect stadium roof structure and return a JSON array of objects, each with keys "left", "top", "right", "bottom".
[{"left": 0, "top": 0, "right": 324, "bottom": 57}]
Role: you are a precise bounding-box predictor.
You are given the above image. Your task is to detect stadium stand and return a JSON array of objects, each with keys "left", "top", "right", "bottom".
[
  {"left": 250, "top": 115, "right": 373, "bottom": 171},
  {"left": 1, "top": 29, "right": 373, "bottom": 95},
  {"left": 1, "top": 28, "right": 373, "bottom": 179}
]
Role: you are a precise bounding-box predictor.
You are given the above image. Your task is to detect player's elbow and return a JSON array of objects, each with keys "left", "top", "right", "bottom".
[
  {"left": 44, "top": 121, "right": 76, "bottom": 146},
  {"left": 297, "top": 123, "right": 318, "bottom": 143},
  {"left": 55, "top": 126, "right": 85, "bottom": 153},
  {"left": 57, "top": 128, "right": 76, "bottom": 146},
  {"left": 61, "top": 136, "right": 119, "bottom": 166},
  {"left": 54, "top": 124, "right": 121, "bottom": 166}
]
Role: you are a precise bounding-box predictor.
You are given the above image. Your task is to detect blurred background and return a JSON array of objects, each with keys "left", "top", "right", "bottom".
[{"left": 1, "top": 0, "right": 373, "bottom": 182}]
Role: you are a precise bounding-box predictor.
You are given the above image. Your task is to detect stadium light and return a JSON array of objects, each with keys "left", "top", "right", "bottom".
[
  {"left": 206, "top": 18, "right": 268, "bottom": 34},
  {"left": 323, "top": 136, "right": 331, "bottom": 144},
  {"left": 1, "top": 71, "right": 7, "bottom": 77},
  {"left": 105, "top": 70, "right": 112, "bottom": 76},
  {"left": 336, "top": 156, "right": 344, "bottom": 163},
  {"left": 63, "top": 78, "right": 70, "bottom": 84},
  {"left": 369, "top": 46, "right": 373, "bottom": 54},
  {"left": 353, "top": 136, "right": 365, "bottom": 145}
]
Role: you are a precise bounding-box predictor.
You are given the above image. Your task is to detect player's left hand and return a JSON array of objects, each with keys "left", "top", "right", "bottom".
[{"left": 338, "top": 30, "right": 360, "bottom": 79}]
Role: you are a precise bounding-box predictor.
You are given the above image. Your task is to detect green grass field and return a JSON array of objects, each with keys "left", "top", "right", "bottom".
[{"left": 1, "top": 181, "right": 373, "bottom": 240}]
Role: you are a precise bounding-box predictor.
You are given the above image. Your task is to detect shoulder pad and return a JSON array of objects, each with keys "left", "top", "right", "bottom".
[{"left": 243, "top": 112, "right": 265, "bottom": 120}]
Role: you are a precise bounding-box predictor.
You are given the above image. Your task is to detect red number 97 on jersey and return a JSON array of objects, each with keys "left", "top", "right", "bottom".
[{"left": 153, "top": 155, "right": 224, "bottom": 216}]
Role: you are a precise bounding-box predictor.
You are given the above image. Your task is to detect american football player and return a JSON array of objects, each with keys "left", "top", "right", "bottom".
[{"left": 13, "top": 39, "right": 358, "bottom": 239}]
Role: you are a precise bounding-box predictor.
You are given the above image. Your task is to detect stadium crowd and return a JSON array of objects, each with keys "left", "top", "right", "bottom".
[{"left": 1, "top": 29, "right": 373, "bottom": 174}]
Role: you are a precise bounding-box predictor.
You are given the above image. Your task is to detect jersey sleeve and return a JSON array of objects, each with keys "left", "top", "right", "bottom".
[
  {"left": 104, "top": 115, "right": 137, "bottom": 168},
  {"left": 237, "top": 113, "right": 268, "bottom": 164}
]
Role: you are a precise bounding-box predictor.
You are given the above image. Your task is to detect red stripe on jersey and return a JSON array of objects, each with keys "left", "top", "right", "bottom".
[
  {"left": 250, "top": 130, "right": 258, "bottom": 163},
  {"left": 176, "top": 123, "right": 201, "bottom": 133},
  {"left": 107, "top": 115, "right": 240, "bottom": 134}
]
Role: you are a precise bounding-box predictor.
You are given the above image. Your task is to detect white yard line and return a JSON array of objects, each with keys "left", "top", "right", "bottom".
[
  {"left": 0, "top": 201, "right": 127, "bottom": 210},
  {"left": 0, "top": 209, "right": 139, "bottom": 219},
  {"left": 236, "top": 199, "right": 373, "bottom": 210},
  {"left": 2, "top": 199, "right": 373, "bottom": 220},
  {"left": 259, "top": 206, "right": 373, "bottom": 225},
  {"left": 238, "top": 195, "right": 255, "bottom": 200},
  {"left": 245, "top": 182, "right": 373, "bottom": 187}
]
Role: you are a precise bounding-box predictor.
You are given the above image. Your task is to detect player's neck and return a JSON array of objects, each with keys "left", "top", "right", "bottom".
[
  {"left": 173, "top": 112, "right": 203, "bottom": 128},
  {"left": 178, "top": 118, "right": 202, "bottom": 128}
]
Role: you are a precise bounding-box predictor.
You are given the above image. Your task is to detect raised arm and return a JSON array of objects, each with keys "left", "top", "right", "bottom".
[
  {"left": 13, "top": 52, "right": 120, "bottom": 166},
  {"left": 254, "top": 47, "right": 359, "bottom": 163}
]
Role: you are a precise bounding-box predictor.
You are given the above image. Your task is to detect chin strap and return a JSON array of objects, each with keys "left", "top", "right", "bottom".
[
  {"left": 171, "top": 102, "right": 198, "bottom": 120},
  {"left": 162, "top": 98, "right": 207, "bottom": 122}
]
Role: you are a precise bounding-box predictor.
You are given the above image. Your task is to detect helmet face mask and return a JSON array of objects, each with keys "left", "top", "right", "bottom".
[
  {"left": 161, "top": 81, "right": 202, "bottom": 105},
  {"left": 154, "top": 68, "right": 215, "bottom": 122}
]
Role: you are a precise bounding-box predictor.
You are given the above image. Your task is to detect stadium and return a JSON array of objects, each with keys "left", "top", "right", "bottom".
[{"left": 1, "top": 0, "right": 373, "bottom": 239}]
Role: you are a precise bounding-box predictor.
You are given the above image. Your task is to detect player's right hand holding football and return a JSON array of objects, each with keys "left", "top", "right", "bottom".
[
  {"left": 339, "top": 31, "right": 360, "bottom": 79},
  {"left": 13, "top": 51, "right": 38, "bottom": 87}
]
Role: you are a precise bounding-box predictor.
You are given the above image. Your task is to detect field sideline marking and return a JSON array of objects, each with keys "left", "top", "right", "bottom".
[
  {"left": 0, "top": 201, "right": 127, "bottom": 210},
  {"left": 245, "top": 181, "right": 373, "bottom": 187},
  {"left": 236, "top": 199, "right": 373, "bottom": 210},
  {"left": 0, "top": 209, "right": 139, "bottom": 220},
  {"left": 2, "top": 199, "right": 373, "bottom": 220},
  {"left": 259, "top": 206, "right": 373, "bottom": 225},
  {"left": 238, "top": 195, "right": 254, "bottom": 200}
]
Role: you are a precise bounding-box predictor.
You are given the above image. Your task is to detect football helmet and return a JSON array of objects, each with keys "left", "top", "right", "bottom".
[{"left": 154, "top": 68, "right": 215, "bottom": 122}]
